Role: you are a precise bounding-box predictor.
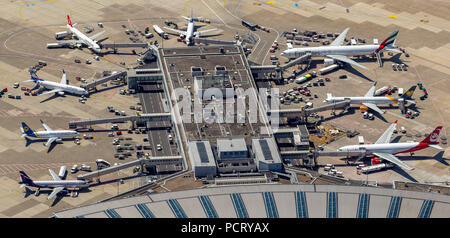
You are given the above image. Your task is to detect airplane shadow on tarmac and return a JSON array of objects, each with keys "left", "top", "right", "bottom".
[
  {"left": 24, "top": 137, "right": 76, "bottom": 153},
  {"left": 23, "top": 186, "right": 93, "bottom": 207}
]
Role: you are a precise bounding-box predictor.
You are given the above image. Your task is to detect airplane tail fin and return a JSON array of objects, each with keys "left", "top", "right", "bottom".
[
  {"left": 421, "top": 126, "right": 442, "bottom": 145},
  {"left": 19, "top": 171, "right": 34, "bottom": 186},
  {"left": 67, "top": 15, "right": 73, "bottom": 27},
  {"left": 402, "top": 85, "right": 416, "bottom": 99},
  {"left": 21, "top": 122, "right": 38, "bottom": 138},
  {"left": 375, "top": 30, "right": 399, "bottom": 53}
]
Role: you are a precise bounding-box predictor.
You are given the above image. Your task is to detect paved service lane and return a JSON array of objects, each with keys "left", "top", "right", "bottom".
[{"left": 138, "top": 83, "right": 177, "bottom": 157}]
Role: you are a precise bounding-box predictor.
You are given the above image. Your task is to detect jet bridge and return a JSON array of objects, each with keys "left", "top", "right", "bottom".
[
  {"left": 68, "top": 113, "right": 171, "bottom": 128},
  {"left": 269, "top": 100, "right": 351, "bottom": 122},
  {"left": 250, "top": 53, "right": 311, "bottom": 74},
  {"left": 100, "top": 43, "right": 149, "bottom": 49},
  {"left": 194, "top": 38, "right": 238, "bottom": 45},
  {"left": 81, "top": 70, "right": 127, "bottom": 90},
  {"left": 77, "top": 156, "right": 183, "bottom": 180}
]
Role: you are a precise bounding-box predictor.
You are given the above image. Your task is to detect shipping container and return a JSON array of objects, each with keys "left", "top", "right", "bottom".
[
  {"left": 374, "top": 86, "right": 389, "bottom": 96},
  {"left": 318, "top": 64, "right": 339, "bottom": 75}
]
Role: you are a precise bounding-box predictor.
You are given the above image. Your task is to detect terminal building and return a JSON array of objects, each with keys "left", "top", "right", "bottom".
[
  {"left": 193, "top": 74, "right": 234, "bottom": 100},
  {"left": 216, "top": 138, "right": 257, "bottom": 173},
  {"left": 127, "top": 68, "right": 163, "bottom": 90},
  {"left": 188, "top": 141, "right": 217, "bottom": 177},
  {"left": 252, "top": 137, "right": 283, "bottom": 172},
  {"left": 274, "top": 125, "right": 310, "bottom": 150},
  {"left": 53, "top": 184, "right": 450, "bottom": 218}
]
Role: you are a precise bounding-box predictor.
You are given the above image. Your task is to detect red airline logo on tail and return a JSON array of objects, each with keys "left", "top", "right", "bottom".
[
  {"left": 67, "top": 15, "right": 73, "bottom": 27},
  {"left": 422, "top": 126, "right": 442, "bottom": 144}
]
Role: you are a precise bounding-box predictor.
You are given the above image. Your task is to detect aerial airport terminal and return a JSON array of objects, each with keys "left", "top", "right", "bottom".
[{"left": 0, "top": 0, "right": 448, "bottom": 219}]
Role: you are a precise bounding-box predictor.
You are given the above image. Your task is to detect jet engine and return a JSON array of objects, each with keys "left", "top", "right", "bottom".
[
  {"left": 58, "top": 91, "right": 65, "bottom": 96},
  {"left": 323, "top": 58, "right": 335, "bottom": 65},
  {"left": 56, "top": 139, "right": 62, "bottom": 142}
]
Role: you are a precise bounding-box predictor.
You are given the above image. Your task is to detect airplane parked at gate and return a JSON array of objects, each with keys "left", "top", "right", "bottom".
[
  {"left": 19, "top": 169, "right": 88, "bottom": 200},
  {"left": 55, "top": 15, "right": 106, "bottom": 53},
  {"left": 281, "top": 28, "right": 401, "bottom": 69},
  {"left": 163, "top": 11, "right": 217, "bottom": 46},
  {"left": 337, "top": 121, "right": 443, "bottom": 171},
  {"left": 323, "top": 83, "right": 416, "bottom": 114},
  {"left": 25, "top": 68, "right": 88, "bottom": 96},
  {"left": 20, "top": 120, "right": 79, "bottom": 147}
]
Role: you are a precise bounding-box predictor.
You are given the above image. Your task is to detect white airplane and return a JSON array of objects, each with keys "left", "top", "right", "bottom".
[
  {"left": 20, "top": 120, "right": 79, "bottom": 147},
  {"left": 19, "top": 169, "right": 88, "bottom": 200},
  {"left": 25, "top": 68, "right": 88, "bottom": 96},
  {"left": 281, "top": 28, "right": 401, "bottom": 69},
  {"left": 57, "top": 15, "right": 105, "bottom": 53},
  {"left": 323, "top": 83, "right": 416, "bottom": 114},
  {"left": 338, "top": 121, "right": 443, "bottom": 171},
  {"left": 163, "top": 12, "right": 217, "bottom": 45}
]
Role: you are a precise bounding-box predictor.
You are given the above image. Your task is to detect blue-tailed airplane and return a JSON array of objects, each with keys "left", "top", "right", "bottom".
[{"left": 21, "top": 120, "right": 79, "bottom": 147}]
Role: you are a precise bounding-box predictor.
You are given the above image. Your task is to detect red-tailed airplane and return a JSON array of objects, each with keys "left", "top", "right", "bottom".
[{"left": 338, "top": 121, "right": 443, "bottom": 170}]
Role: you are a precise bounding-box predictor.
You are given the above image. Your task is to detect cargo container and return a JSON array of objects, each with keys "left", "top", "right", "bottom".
[
  {"left": 153, "top": 25, "right": 168, "bottom": 39},
  {"left": 242, "top": 20, "right": 257, "bottom": 30},
  {"left": 361, "top": 163, "right": 393, "bottom": 174},
  {"left": 374, "top": 86, "right": 389, "bottom": 96},
  {"left": 358, "top": 136, "right": 364, "bottom": 145},
  {"left": 295, "top": 74, "right": 312, "bottom": 84},
  {"left": 55, "top": 31, "right": 70, "bottom": 39},
  {"left": 318, "top": 64, "right": 339, "bottom": 75},
  {"left": 58, "top": 166, "right": 67, "bottom": 179}
]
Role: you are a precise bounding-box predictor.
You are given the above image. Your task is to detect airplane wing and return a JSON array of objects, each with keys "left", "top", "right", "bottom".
[
  {"left": 49, "top": 169, "right": 62, "bottom": 181},
  {"left": 60, "top": 70, "right": 67, "bottom": 85},
  {"left": 362, "top": 102, "right": 385, "bottom": 114},
  {"left": 326, "top": 54, "right": 368, "bottom": 69},
  {"left": 45, "top": 137, "right": 58, "bottom": 147},
  {"left": 48, "top": 186, "right": 65, "bottom": 200},
  {"left": 89, "top": 30, "right": 105, "bottom": 41},
  {"left": 375, "top": 121, "right": 397, "bottom": 144},
  {"left": 163, "top": 27, "right": 186, "bottom": 36},
  {"left": 329, "top": 28, "right": 350, "bottom": 46},
  {"left": 195, "top": 28, "right": 217, "bottom": 36},
  {"left": 373, "top": 152, "right": 414, "bottom": 171},
  {"left": 364, "top": 82, "right": 377, "bottom": 97},
  {"left": 40, "top": 120, "right": 53, "bottom": 131},
  {"left": 39, "top": 88, "right": 63, "bottom": 96}
]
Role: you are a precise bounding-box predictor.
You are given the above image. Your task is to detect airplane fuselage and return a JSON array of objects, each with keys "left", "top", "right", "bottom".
[
  {"left": 67, "top": 24, "right": 101, "bottom": 53},
  {"left": 338, "top": 142, "right": 430, "bottom": 155},
  {"left": 185, "top": 20, "right": 195, "bottom": 45},
  {"left": 282, "top": 44, "right": 381, "bottom": 59},
  {"left": 39, "top": 80, "right": 88, "bottom": 96},
  {"left": 27, "top": 180, "right": 88, "bottom": 189},
  {"left": 31, "top": 130, "right": 79, "bottom": 139},
  {"left": 324, "top": 96, "right": 398, "bottom": 105}
]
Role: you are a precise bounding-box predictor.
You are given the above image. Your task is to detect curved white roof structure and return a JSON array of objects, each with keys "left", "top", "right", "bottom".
[{"left": 54, "top": 184, "right": 450, "bottom": 218}]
